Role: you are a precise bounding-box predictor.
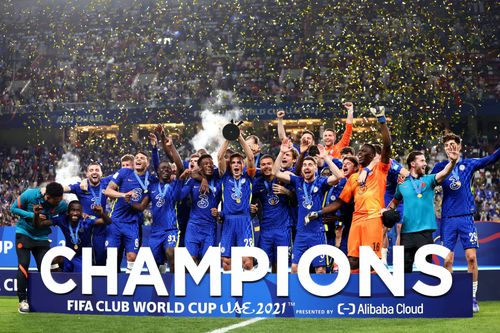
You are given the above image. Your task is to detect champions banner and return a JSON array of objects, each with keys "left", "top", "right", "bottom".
[
  {"left": 29, "top": 272, "right": 471, "bottom": 318},
  {"left": 2, "top": 222, "right": 500, "bottom": 269}
]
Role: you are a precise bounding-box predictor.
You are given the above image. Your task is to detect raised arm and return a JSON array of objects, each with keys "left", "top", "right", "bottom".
[
  {"left": 149, "top": 132, "right": 160, "bottom": 174},
  {"left": 273, "top": 138, "right": 293, "bottom": 184},
  {"left": 370, "top": 106, "right": 392, "bottom": 164},
  {"left": 473, "top": 148, "right": 500, "bottom": 170},
  {"left": 335, "top": 102, "right": 354, "bottom": 149},
  {"left": 277, "top": 110, "right": 286, "bottom": 142},
  {"left": 318, "top": 144, "right": 344, "bottom": 184},
  {"left": 238, "top": 134, "right": 255, "bottom": 170},
  {"left": 294, "top": 137, "right": 312, "bottom": 176},
  {"left": 217, "top": 139, "right": 230, "bottom": 176},
  {"left": 160, "top": 133, "right": 184, "bottom": 177},
  {"left": 436, "top": 142, "right": 459, "bottom": 184}
]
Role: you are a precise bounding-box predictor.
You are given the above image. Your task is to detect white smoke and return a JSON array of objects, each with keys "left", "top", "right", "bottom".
[
  {"left": 55, "top": 151, "right": 81, "bottom": 202},
  {"left": 190, "top": 90, "right": 242, "bottom": 164}
]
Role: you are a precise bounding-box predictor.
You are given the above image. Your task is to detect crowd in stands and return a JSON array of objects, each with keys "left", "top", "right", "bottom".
[
  {"left": 0, "top": 0, "right": 499, "bottom": 113},
  {"left": 1, "top": 136, "right": 498, "bottom": 226}
]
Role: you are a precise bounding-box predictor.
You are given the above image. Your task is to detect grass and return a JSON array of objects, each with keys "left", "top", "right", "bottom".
[{"left": 1, "top": 297, "right": 500, "bottom": 333}]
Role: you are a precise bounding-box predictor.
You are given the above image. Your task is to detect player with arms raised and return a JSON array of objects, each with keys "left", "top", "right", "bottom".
[{"left": 432, "top": 133, "right": 499, "bottom": 313}]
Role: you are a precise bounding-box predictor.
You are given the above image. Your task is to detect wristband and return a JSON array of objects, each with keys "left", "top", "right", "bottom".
[
  {"left": 377, "top": 116, "right": 386, "bottom": 123},
  {"left": 363, "top": 167, "right": 371, "bottom": 174},
  {"left": 316, "top": 210, "right": 323, "bottom": 218},
  {"left": 51, "top": 264, "right": 59, "bottom": 270}
]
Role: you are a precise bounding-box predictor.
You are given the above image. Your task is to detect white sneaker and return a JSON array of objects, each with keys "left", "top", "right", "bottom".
[{"left": 18, "top": 300, "right": 29, "bottom": 314}]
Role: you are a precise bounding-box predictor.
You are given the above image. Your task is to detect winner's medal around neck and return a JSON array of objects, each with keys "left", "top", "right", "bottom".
[
  {"left": 303, "top": 179, "right": 315, "bottom": 210},
  {"left": 410, "top": 175, "right": 423, "bottom": 199},
  {"left": 134, "top": 170, "right": 150, "bottom": 194}
]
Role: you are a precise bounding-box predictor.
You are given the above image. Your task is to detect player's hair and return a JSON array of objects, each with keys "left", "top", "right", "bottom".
[
  {"left": 308, "top": 145, "right": 320, "bottom": 157},
  {"left": 68, "top": 200, "right": 82, "bottom": 210},
  {"left": 301, "top": 130, "right": 315, "bottom": 141},
  {"left": 342, "top": 156, "right": 359, "bottom": 168},
  {"left": 197, "top": 148, "right": 208, "bottom": 155},
  {"left": 361, "top": 143, "right": 376, "bottom": 156},
  {"left": 120, "top": 154, "right": 134, "bottom": 163},
  {"left": 190, "top": 153, "right": 200, "bottom": 159},
  {"left": 45, "top": 182, "right": 64, "bottom": 198},
  {"left": 229, "top": 152, "right": 245, "bottom": 162},
  {"left": 321, "top": 168, "right": 332, "bottom": 176},
  {"left": 245, "top": 135, "right": 260, "bottom": 146},
  {"left": 197, "top": 154, "right": 213, "bottom": 166},
  {"left": 135, "top": 151, "right": 150, "bottom": 160},
  {"left": 87, "top": 162, "right": 101, "bottom": 170},
  {"left": 442, "top": 132, "right": 461, "bottom": 145},
  {"left": 373, "top": 144, "right": 382, "bottom": 155},
  {"left": 340, "top": 146, "right": 355, "bottom": 156},
  {"left": 224, "top": 148, "right": 235, "bottom": 157},
  {"left": 406, "top": 151, "right": 425, "bottom": 168},
  {"left": 303, "top": 156, "right": 318, "bottom": 165},
  {"left": 159, "top": 160, "right": 172, "bottom": 167},
  {"left": 289, "top": 147, "right": 299, "bottom": 160},
  {"left": 323, "top": 128, "right": 336, "bottom": 135},
  {"left": 259, "top": 154, "right": 274, "bottom": 165}
]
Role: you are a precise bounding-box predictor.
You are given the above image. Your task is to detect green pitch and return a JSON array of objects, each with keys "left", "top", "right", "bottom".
[{"left": 1, "top": 297, "right": 500, "bottom": 333}]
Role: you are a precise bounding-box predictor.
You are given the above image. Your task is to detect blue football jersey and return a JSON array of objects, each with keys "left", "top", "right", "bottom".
[
  {"left": 147, "top": 179, "right": 182, "bottom": 232},
  {"left": 181, "top": 177, "right": 221, "bottom": 226},
  {"left": 253, "top": 176, "right": 291, "bottom": 230},
  {"left": 53, "top": 215, "right": 95, "bottom": 256},
  {"left": 221, "top": 171, "right": 254, "bottom": 216},
  {"left": 431, "top": 149, "right": 499, "bottom": 218},
  {"left": 109, "top": 168, "right": 154, "bottom": 223},
  {"left": 289, "top": 175, "right": 330, "bottom": 233}
]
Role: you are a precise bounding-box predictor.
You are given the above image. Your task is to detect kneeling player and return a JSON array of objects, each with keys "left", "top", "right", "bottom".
[{"left": 36, "top": 201, "right": 111, "bottom": 272}]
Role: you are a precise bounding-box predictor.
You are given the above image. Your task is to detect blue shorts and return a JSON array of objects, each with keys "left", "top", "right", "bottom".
[
  {"left": 258, "top": 227, "right": 291, "bottom": 263},
  {"left": 92, "top": 234, "right": 107, "bottom": 266},
  {"left": 105, "top": 222, "right": 139, "bottom": 254},
  {"left": 185, "top": 222, "right": 216, "bottom": 259},
  {"left": 220, "top": 215, "right": 253, "bottom": 257},
  {"left": 63, "top": 255, "right": 82, "bottom": 273},
  {"left": 292, "top": 232, "right": 327, "bottom": 267},
  {"left": 150, "top": 229, "right": 179, "bottom": 265},
  {"left": 441, "top": 215, "right": 479, "bottom": 251}
]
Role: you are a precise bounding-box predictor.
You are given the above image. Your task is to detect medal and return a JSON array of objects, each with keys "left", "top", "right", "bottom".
[
  {"left": 133, "top": 171, "right": 150, "bottom": 195},
  {"left": 232, "top": 177, "right": 243, "bottom": 203},
  {"left": 89, "top": 181, "right": 102, "bottom": 207},
  {"left": 303, "top": 179, "right": 316, "bottom": 211},
  {"left": 69, "top": 220, "right": 81, "bottom": 251},
  {"left": 409, "top": 175, "right": 423, "bottom": 199}
]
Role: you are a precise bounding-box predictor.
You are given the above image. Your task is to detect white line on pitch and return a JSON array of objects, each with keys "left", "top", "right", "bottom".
[{"left": 207, "top": 317, "right": 266, "bottom": 333}]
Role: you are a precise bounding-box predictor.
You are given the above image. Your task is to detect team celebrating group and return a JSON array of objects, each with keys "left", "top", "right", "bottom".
[{"left": 10, "top": 104, "right": 499, "bottom": 314}]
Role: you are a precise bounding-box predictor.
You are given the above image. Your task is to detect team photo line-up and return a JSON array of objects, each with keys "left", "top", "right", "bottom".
[{"left": 11, "top": 103, "right": 499, "bottom": 314}]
